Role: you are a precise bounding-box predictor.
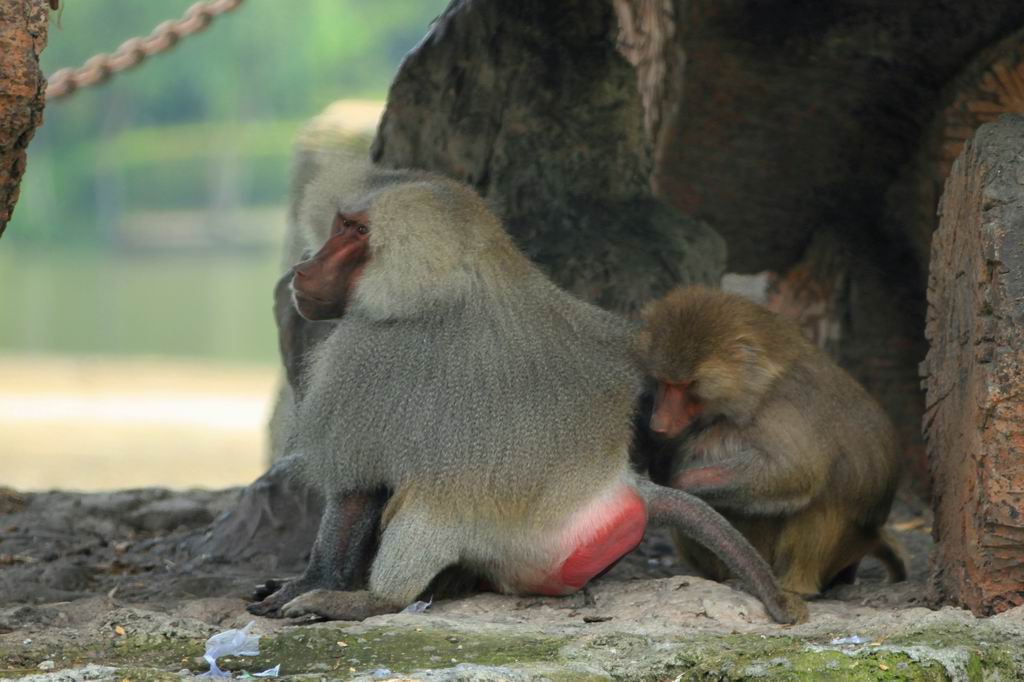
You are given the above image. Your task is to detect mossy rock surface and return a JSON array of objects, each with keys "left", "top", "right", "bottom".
[{"left": 3, "top": 611, "right": 1023, "bottom": 681}]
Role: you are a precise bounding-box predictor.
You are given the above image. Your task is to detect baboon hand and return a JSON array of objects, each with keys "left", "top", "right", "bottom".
[
  {"left": 773, "top": 590, "right": 809, "bottom": 625},
  {"left": 247, "top": 578, "right": 315, "bottom": 618},
  {"left": 251, "top": 577, "right": 291, "bottom": 603}
]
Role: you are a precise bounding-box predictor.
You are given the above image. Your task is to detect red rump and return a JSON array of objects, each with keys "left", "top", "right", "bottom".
[{"left": 533, "top": 487, "right": 647, "bottom": 595}]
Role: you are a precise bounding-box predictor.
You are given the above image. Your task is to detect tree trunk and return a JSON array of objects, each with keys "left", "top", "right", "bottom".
[
  {"left": 611, "top": 0, "right": 684, "bottom": 194},
  {"left": 922, "top": 114, "right": 1024, "bottom": 616},
  {"left": 0, "top": 0, "right": 49, "bottom": 236},
  {"left": 372, "top": 0, "right": 723, "bottom": 314}
]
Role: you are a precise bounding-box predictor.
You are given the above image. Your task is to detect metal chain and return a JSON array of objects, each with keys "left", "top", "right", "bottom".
[{"left": 45, "top": 0, "right": 245, "bottom": 101}]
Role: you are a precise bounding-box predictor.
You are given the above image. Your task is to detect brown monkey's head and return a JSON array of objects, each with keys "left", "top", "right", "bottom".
[
  {"left": 293, "top": 156, "right": 514, "bottom": 321},
  {"left": 638, "top": 286, "right": 799, "bottom": 436}
]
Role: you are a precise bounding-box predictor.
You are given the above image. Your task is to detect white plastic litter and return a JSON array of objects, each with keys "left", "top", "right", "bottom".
[
  {"left": 401, "top": 597, "right": 432, "bottom": 614},
  {"left": 829, "top": 635, "right": 868, "bottom": 645},
  {"left": 200, "top": 621, "right": 278, "bottom": 678},
  {"left": 253, "top": 664, "right": 280, "bottom": 678}
]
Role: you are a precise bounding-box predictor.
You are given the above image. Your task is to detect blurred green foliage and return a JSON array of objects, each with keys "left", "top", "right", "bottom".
[
  {"left": 0, "top": 247, "right": 282, "bottom": 362},
  {"left": 1, "top": 1, "right": 446, "bottom": 363},
  {"left": 8, "top": 0, "right": 446, "bottom": 244}
]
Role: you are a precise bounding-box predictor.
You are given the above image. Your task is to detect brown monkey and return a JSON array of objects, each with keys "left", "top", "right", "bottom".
[
  {"left": 248, "top": 156, "right": 806, "bottom": 624},
  {"left": 637, "top": 286, "right": 907, "bottom": 597}
]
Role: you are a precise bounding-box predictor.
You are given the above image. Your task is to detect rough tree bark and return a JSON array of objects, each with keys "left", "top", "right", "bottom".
[
  {"left": 191, "top": 0, "right": 722, "bottom": 568},
  {"left": 660, "top": 0, "right": 1024, "bottom": 275},
  {"left": 372, "top": 0, "right": 723, "bottom": 314},
  {"left": 655, "top": 0, "right": 1024, "bottom": 494},
  {"left": 922, "top": 114, "right": 1024, "bottom": 616},
  {"left": 611, "top": 0, "right": 684, "bottom": 195},
  {"left": 0, "top": 0, "right": 49, "bottom": 237}
]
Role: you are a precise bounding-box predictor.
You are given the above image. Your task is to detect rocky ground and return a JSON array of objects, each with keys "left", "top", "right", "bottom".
[{"left": 1, "top": 485, "right": 1021, "bottom": 681}]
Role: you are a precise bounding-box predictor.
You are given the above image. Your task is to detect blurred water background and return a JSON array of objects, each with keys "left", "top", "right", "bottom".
[{"left": 1, "top": 1, "right": 448, "bottom": 490}]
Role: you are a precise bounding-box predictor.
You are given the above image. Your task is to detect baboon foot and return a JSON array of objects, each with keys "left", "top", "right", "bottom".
[{"left": 281, "top": 589, "right": 394, "bottom": 621}]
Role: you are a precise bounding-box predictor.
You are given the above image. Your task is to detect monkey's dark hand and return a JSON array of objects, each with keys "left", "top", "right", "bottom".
[
  {"left": 247, "top": 577, "right": 320, "bottom": 618},
  {"left": 251, "top": 578, "right": 294, "bottom": 603},
  {"left": 721, "top": 578, "right": 809, "bottom": 624},
  {"left": 280, "top": 589, "right": 394, "bottom": 621},
  {"left": 777, "top": 590, "right": 809, "bottom": 625}
]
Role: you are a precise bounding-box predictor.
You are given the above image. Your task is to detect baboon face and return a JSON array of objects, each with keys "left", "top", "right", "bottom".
[
  {"left": 649, "top": 379, "right": 704, "bottom": 438},
  {"left": 292, "top": 211, "right": 370, "bottom": 321}
]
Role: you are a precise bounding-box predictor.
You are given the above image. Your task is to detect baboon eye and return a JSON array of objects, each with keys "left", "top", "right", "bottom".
[
  {"left": 356, "top": 224, "right": 369, "bottom": 235},
  {"left": 342, "top": 218, "right": 356, "bottom": 229}
]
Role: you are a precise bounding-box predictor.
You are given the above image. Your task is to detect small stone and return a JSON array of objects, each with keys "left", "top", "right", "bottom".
[
  {"left": 41, "top": 563, "right": 92, "bottom": 591},
  {"left": 128, "top": 498, "right": 213, "bottom": 533},
  {"left": 38, "top": 660, "right": 54, "bottom": 670},
  {"left": 584, "top": 615, "right": 613, "bottom": 623}
]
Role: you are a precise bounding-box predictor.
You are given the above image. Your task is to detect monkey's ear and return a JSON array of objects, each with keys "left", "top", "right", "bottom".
[
  {"left": 729, "top": 334, "right": 760, "bottom": 358},
  {"left": 731, "top": 335, "right": 783, "bottom": 381}
]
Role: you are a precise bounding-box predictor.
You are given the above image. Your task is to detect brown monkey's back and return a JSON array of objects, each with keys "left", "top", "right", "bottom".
[{"left": 766, "top": 354, "right": 901, "bottom": 527}]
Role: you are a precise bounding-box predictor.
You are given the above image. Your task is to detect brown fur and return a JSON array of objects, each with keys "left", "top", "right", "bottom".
[{"left": 639, "top": 286, "right": 907, "bottom": 596}]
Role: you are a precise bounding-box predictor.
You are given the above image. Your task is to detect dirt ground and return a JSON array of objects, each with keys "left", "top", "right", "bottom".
[
  {"left": 0, "top": 481, "right": 983, "bottom": 680},
  {"left": 0, "top": 480, "right": 934, "bottom": 616}
]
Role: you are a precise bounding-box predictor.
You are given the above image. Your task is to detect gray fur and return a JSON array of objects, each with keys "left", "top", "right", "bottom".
[
  {"left": 301, "top": 286, "right": 639, "bottom": 498},
  {"left": 294, "top": 155, "right": 639, "bottom": 591}
]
